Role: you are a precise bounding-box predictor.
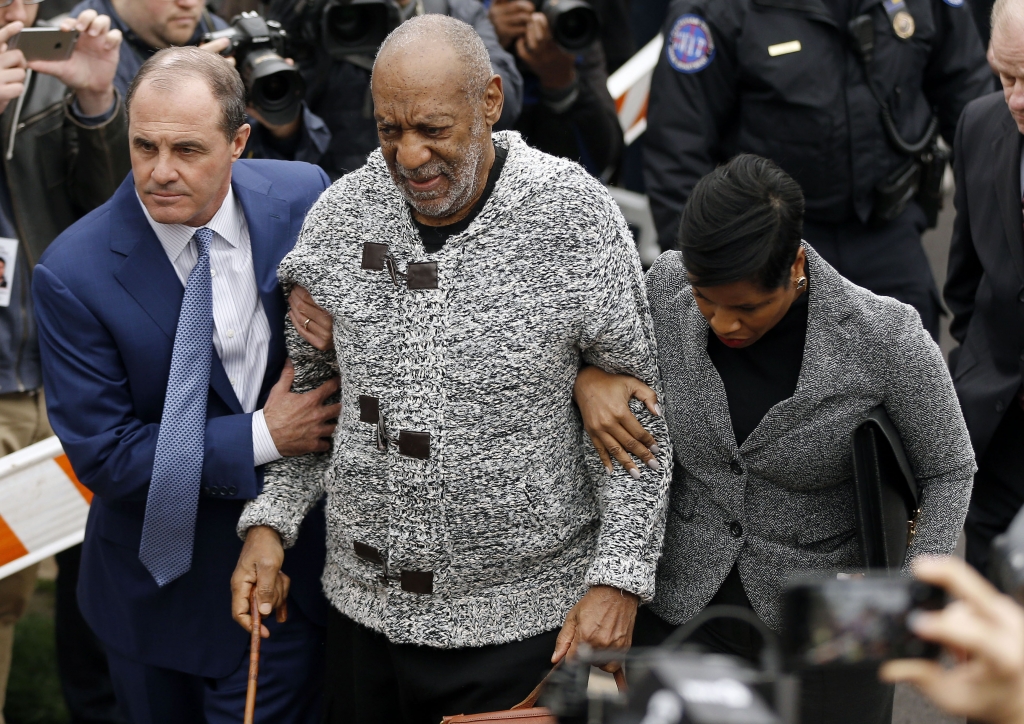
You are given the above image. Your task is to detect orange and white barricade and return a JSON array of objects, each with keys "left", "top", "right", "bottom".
[
  {"left": 0, "top": 436, "right": 90, "bottom": 580},
  {"left": 607, "top": 35, "right": 663, "bottom": 146}
]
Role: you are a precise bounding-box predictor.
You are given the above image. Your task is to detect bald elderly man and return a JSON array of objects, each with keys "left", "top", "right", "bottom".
[
  {"left": 946, "top": 0, "right": 1024, "bottom": 579},
  {"left": 231, "top": 14, "right": 671, "bottom": 724}
]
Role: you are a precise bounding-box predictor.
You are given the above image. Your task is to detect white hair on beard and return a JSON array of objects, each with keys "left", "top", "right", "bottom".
[
  {"left": 372, "top": 14, "right": 493, "bottom": 101},
  {"left": 390, "top": 112, "right": 489, "bottom": 218}
]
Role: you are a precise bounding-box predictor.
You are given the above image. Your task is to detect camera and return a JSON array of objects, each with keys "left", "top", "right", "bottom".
[
  {"left": 781, "top": 575, "right": 946, "bottom": 669},
  {"left": 545, "top": 577, "right": 949, "bottom": 724},
  {"left": 203, "top": 12, "right": 306, "bottom": 126},
  {"left": 535, "top": 0, "right": 600, "bottom": 52},
  {"left": 316, "top": 0, "right": 398, "bottom": 58},
  {"left": 543, "top": 645, "right": 795, "bottom": 724}
]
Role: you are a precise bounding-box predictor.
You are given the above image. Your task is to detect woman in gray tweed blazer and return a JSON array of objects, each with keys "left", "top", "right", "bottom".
[{"left": 575, "top": 155, "right": 975, "bottom": 723}]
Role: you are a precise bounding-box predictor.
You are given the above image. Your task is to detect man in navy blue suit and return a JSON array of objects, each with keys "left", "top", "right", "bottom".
[{"left": 32, "top": 46, "right": 337, "bottom": 724}]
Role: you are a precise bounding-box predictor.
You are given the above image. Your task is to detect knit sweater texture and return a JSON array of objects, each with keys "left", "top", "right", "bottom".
[{"left": 239, "top": 131, "right": 672, "bottom": 648}]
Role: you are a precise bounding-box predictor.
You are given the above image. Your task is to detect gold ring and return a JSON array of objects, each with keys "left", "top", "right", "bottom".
[{"left": 303, "top": 318, "right": 311, "bottom": 330}]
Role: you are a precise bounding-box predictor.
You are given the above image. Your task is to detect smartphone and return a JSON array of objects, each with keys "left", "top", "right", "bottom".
[
  {"left": 9, "top": 27, "right": 80, "bottom": 62},
  {"left": 781, "top": 574, "right": 947, "bottom": 669}
]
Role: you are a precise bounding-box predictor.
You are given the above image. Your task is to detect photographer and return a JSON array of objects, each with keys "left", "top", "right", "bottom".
[
  {"left": 880, "top": 556, "right": 1024, "bottom": 724},
  {"left": 267, "top": 0, "right": 523, "bottom": 179},
  {"left": 488, "top": 0, "right": 622, "bottom": 178},
  {"left": 0, "top": 2, "right": 129, "bottom": 722},
  {"left": 69, "top": 0, "right": 331, "bottom": 165}
]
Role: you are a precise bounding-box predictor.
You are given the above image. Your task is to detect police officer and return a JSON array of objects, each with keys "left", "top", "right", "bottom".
[
  {"left": 644, "top": 0, "right": 991, "bottom": 338},
  {"left": 266, "top": 0, "right": 523, "bottom": 179}
]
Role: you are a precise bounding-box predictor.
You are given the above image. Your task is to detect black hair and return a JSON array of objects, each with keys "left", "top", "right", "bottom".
[{"left": 677, "top": 154, "right": 805, "bottom": 289}]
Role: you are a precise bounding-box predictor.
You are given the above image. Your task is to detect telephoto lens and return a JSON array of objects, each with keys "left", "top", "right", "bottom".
[
  {"left": 203, "top": 12, "right": 306, "bottom": 126},
  {"left": 319, "top": 0, "right": 398, "bottom": 58},
  {"left": 539, "top": 0, "right": 599, "bottom": 51}
]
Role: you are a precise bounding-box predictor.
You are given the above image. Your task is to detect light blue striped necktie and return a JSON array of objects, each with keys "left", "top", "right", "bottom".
[{"left": 139, "top": 227, "right": 215, "bottom": 587}]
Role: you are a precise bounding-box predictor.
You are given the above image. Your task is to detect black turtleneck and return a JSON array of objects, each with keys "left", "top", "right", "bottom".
[{"left": 707, "top": 288, "right": 810, "bottom": 447}]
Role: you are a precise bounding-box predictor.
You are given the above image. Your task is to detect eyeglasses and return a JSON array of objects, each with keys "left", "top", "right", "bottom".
[{"left": 0, "top": 0, "right": 47, "bottom": 9}]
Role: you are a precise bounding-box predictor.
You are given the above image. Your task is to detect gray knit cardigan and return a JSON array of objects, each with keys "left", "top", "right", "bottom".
[
  {"left": 644, "top": 245, "right": 976, "bottom": 631},
  {"left": 239, "top": 131, "right": 672, "bottom": 648}
]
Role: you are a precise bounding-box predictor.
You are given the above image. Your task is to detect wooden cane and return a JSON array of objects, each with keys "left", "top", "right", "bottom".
[{"left": 243, "top": 588, "right": 261, "bottom": 724}]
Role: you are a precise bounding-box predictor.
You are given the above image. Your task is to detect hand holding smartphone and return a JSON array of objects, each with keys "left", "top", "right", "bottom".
[{"left": 9, "top": 27, "right": 80, "bottom": 62}]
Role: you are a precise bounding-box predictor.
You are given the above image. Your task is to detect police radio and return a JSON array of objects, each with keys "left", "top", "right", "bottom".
[{"left": 847, "top": 14, "right": 947, "bottom": 228}]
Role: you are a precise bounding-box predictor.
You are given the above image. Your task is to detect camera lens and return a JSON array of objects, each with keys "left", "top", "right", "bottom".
[
  {"left": 321, "top": 0, "right": 393, "bottom": 58},
  {"left": 325, "top": 4, "right": 362, "bottom": 41},
  {"left": 243, "top": 49, "right": 306, "bottom": 126},
  {"left": 542, "top": 0, "right": 599, "bottom": 51}
]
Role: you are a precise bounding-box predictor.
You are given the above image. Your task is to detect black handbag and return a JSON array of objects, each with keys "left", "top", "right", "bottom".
[{"left": 850, "top": 406, "right": 921, "bottom": 570}]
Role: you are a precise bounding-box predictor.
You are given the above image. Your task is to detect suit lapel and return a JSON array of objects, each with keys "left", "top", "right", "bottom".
[
  {"left": 232, "top": 165, "right": 291, "bottom": 404},
  {"left": 992, "top": 115, "right": 1024, "bottom": 285},
  {"left": 111, "top": 177, "right": 186, "bottom": 342},
  {"left": 111, "top": 174, "right": 244, "bottom": 415},
  {"left": 674, "top": 291, "right": 739, "bottom": 450}
]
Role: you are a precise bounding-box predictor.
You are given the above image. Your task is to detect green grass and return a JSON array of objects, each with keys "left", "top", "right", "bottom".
[{"left": 4, "top": 579, "right": 69, "bottom": 724}]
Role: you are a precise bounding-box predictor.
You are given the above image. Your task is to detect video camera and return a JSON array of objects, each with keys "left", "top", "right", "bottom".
[
  {"left": 545, "top": 576, "right": 947, "bottom": 724},
  {"left": 203, "top": 12, "right": 306, "bottom": 126}
]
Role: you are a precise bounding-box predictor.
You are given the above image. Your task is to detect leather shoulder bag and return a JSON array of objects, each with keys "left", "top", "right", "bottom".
[{"left": 440, "top": 664, "right": 626, "bottom": 724}]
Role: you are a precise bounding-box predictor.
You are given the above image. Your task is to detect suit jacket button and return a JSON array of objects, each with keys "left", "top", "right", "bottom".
[
  {"left": 228, "top": 486, "right": 237, "bottom": 495},
  {"left": 729, "top": 520, "right": 744, "bottom": 538},
  {"left": 997, "top": 400, "right": 1006, "bottom": 413},
  {"left": 730, "top": 461, "right": 743, "bottom": 475}
]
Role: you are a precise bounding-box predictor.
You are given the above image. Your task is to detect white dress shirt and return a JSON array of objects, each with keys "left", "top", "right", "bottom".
[{"left": 139, "top": 188, "right": 282, "bottom": 467}]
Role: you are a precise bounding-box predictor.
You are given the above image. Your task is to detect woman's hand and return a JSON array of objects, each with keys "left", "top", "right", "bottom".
[
  {"left": 880, "top": 556, "right": 1024, "bottom": 724},
  {"left": 573, "top": 365, "right": 662, "bottom": 477},
  {"left": 289, "top": 285, "right": 333, "bottom": 351}
]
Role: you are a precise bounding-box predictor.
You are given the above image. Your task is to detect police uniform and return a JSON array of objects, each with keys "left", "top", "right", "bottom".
[{"left": 643, "top": 0, "right": 990, "bottom": 336}]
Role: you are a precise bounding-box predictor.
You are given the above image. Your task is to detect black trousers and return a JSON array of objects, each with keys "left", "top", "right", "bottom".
[
  {"left": 804, "top": 203, "right": 940, "bottom": 341},
  {"left": 633, "top": 600, "right": 895, "bottom": 724},
  {"left": 966, "top": 403, "right": 1024, "bottom": 578},
  {"left": 324, "top": 609, "right": 559, "bottom": 724},
  {"left": 55, "top": 544, "right": 126, "bottom": 724}
]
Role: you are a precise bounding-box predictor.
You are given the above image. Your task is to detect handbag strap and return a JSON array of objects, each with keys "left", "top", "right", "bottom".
[{"left": 510, "top": 662, "right": 628, "bottom": 710}]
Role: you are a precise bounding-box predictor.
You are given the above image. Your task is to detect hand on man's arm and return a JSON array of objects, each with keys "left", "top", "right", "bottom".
[
  {"left": 263, "top": 359, "right": 340, "bottom": 457},
  {"left": 289, "top": 285, "right": 334, "bottom": 351},
  {"left": 30, "top": 10, "right": 120, "bottom": 116},
  {"left": 574, "top": 365, "right": 662, "bottom": 475}
]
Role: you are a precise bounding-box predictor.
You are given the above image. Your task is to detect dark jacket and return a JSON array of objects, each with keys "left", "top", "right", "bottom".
[
  {"left": 514, "top": 43, "right": 623, "bottom": 179},
  {"left": 0, "top": 69, "right": 129, "bottom": 394},
  {"left": 945, "top": 91, "right": 1024, "bottom": 458},
  {"left": 34, "top": 160, "right": 331, "bottom": 676},
  {"left": 271, "top": 0, "right": 524, "bottom": 179},
  {"left": 643, "top": 0, "right": 990, "bottom": 250}
]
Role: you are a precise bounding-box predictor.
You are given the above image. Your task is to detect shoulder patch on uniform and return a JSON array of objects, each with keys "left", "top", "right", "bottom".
[
  {"left": 942, "top": 0, "right": 964, "bottom": 8},
  {"left": 666, "top": 14, "right": 716, "bottom": 74}
]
